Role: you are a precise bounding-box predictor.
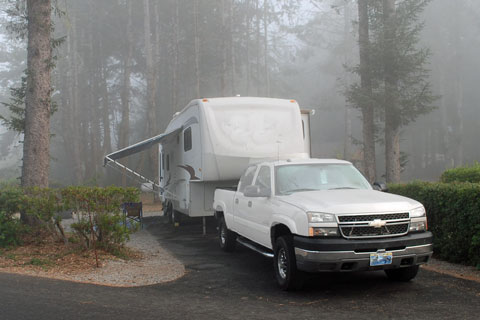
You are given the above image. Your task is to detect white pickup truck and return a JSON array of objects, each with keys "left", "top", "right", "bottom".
[{"left": 213, "top": 158, "right": 433, "bottom": 290}]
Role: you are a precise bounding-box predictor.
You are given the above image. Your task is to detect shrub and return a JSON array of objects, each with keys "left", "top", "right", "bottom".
[
  {"left": 0, "top": 185, "right": 140, "bottom": 252},
  {"left": 0, "top": 211, "right": 23, "bottom": 247},
  {"left": 440, "top": 163, "right": 480, "bottom": 183},
  {"left": 389, "top": 182, "right": 480, "bottom": 268},
  {"left": 0, "top": 187, "right": 24, "bottom": 247},
  {"left": 0, "top": 186, "right": 24, "bottom": 215},
  {"left": 62, "top": 186, "right": 140, "bottom": 252}
]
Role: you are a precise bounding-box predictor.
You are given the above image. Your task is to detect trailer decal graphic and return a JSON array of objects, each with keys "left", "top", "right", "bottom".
[{"left": 177, "top": 165, "right": 200, "bottom": 180}]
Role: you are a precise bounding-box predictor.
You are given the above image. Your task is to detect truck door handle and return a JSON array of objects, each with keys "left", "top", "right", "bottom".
[
  {"left": 248, "top": 201, "right": 252, "bottom": 208},
  {"left": 235, "top": 198, "right": 239, "bottom": 204}
]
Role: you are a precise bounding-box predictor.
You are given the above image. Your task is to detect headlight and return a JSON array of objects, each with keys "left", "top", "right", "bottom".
[
  {"left": 309, "top": 227, "right": 339, "bottom": 237},
  {"left": 410, "top": 221, "right": 426, "bottom": 232},
  {"left": 307, "top": 212, "right": 335, "bottom": 223},
  {"left": 410, "top": 206, "right": 426, "bottom": 218}
]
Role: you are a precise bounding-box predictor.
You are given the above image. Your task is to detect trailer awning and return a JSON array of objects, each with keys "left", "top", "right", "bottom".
[{"left": 104, "top": 126, "right": 183, "bottom": 165}]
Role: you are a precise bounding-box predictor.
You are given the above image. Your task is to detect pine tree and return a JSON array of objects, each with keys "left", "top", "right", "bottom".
[{"left": 347, "top": 0, "right": 436, "bottom": 183}]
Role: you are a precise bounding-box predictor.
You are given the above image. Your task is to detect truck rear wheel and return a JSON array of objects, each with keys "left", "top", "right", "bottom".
[
  {"left": 274, "top": 236, "right": 303, "bottom": 291},
  {"left": 219, "top": 217, "right": 236, "bottom": 252},
  {"left": 385, "top": 265, "right": 420, "bottom": 282}
]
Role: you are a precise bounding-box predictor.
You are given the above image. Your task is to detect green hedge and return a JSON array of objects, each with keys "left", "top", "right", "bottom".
[
  {"left": 389, "top": 182, "right": 480, "bottom": 267},
  {"left": 440, "top": 163, "right": 480, "bottom": 183},
  {"left": 0, "top": 186, "right": 140, "bottom": 250}
]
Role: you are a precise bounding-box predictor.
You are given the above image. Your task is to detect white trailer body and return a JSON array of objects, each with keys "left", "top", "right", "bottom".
[{"left": 104, "top": 97, "right": 311, "bottom": 218}]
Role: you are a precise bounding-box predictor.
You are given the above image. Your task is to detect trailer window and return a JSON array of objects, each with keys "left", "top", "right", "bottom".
[{"left": 184, "top": 127, "right": 192, "bottom": 152}]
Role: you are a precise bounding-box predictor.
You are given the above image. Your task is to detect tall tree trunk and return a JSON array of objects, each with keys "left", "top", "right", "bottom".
[
  {"left": 144, "top": 0, "right": 158, "bottom": 181},
  {"left": 70, "top": 12, "right": 83, "bottom": 184},
  {"left": 255, "top": 0, "right": 261, "bottom": 95},
  {"left": 230, "top": 0, "right": 236, "bottom": 95},
  {"left": 220, "top": 0, "right": 227, "bottom": 96},
  {"left": 22, "top": 0, "right": 52, "bottom": 190},
  {"left": 118, "top": 1, "right": 133, "bottom": 187},
  {"left": 263, "top": 0, "right": 270, "bottom": 96},
  {"left": 194, "top": 0, "right": 201, "bottom": 97},
  {"left": 118, "top": 1, "right": 133, "bottom": 150},
  {"left": 454, "top": 79, "right": 464, "bottom": 166},
  {"left": 357, "top": 0, "right": 376, "bottom": 183},
  {"left": 172, "top": 0, "right": 179, "bottom": 111},
  {"left": 452, "top": 6, "right": 464, "bottom": 167},
  {"left": 245, "top": 0, "right": 251, "bottom": 95},
  {"left": 343, "top": 0, "right": 352, "bottom": 161},
  {"left": 383, "top": 0, "right": 400, "bottom": 183},
  {"left": 88, "top": 0, "right": 101, "bottom": 180},
  {"left": 100, "top": 46, "right": 111, "bottom": 155}
]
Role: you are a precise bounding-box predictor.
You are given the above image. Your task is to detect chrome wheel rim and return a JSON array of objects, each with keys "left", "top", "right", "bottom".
[
  {"left": 277, "top": 248, "right": 288, "bottom": 279},
  {"left": 220, "top": 223, "right": 226, "bottom": 246}
]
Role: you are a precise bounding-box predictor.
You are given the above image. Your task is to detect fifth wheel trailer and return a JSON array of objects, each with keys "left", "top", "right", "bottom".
[{"left": 104, "top": 96, "right": 312, "bottom": 221}]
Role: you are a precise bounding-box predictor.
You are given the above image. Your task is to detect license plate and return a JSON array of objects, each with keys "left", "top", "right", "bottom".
[{"left": 370, "top": 252, "right": 393, "bottom": 266}]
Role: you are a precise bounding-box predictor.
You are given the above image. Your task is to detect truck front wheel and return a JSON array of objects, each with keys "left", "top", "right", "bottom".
[
  {"left": 274, "top": 236, "right": 303, "bottom": 291},
  {"left": 219, "top": 217, "right": 236, "bottom": 252},
  {"left": 385, "top": 265, "right": 420, "bottom": 282}
]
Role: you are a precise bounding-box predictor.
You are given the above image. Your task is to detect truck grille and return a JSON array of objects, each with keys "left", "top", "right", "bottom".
[
  {"left": 338, "top": 212, "right": 409, "bottom": 222},
  {"left": 338, "top": 213, "right": 410, "bottom": 239}
]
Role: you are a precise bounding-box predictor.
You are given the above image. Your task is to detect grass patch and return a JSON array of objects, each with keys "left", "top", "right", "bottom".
[{"left": 27, "top": 257, "right": 52, "bottom": 267}]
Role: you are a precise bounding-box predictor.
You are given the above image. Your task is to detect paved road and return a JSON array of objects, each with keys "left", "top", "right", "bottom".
[{"left": 1, "top": 217, "right": 479, "bottom": 320}]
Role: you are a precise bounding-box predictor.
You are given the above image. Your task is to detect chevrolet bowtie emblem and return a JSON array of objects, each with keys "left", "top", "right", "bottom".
[{"left": 369, "top": 219, "right": 386, "bottom": 228}]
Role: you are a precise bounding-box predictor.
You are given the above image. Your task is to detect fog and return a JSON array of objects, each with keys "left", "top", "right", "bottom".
[{"left": 0, "top": 0, "right": 479, "bottom": 186}]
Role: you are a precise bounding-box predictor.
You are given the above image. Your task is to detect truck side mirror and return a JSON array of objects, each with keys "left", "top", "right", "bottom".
[
  {"left": 373, "top": 182, "right": 388, "bottom": 192},
  {"left": 244, "top": 185, "right": 271, "bottom": 198}
]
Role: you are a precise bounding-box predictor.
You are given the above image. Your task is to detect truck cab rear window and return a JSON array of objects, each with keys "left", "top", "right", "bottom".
[
  {"left": 184, "top": 127, "right": 192, "bottom": 152},
  {"left": 239, "top": 166, "right": 257, "bottom": 193}
]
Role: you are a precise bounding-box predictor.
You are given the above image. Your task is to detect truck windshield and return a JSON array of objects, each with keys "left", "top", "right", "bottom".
[{"left": 275, "top": 164, "right": 371, "bottom": 195}]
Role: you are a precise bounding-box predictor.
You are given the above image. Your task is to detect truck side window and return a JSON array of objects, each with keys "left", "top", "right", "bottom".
[
  {"left": 239, "top": 166, "right": 256, "bottom": 193},
  {"left": 166, "top": 154, "right": 170, "bottom": 171},
  {"left": 254, "top": 166, "right": 271, "bottom": 190},
  {"left": 184, "top": 127, "right": 192, "bottom": 152}
]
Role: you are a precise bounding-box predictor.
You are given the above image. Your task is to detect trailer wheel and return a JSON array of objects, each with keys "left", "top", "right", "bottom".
[
  {"left": 172, "top": 210, "right": 182, "bottom": 225},
  {"left": 219, "top": 217, "right": 236, "bottom": 252},
  {"left": 165, "top": 203, "right": 173, "bottom": 223},
  {"left": 385, "top": 265, "right": 420, "bottom": 282},
  {"left": 274, "top": 236, "right": 303, "bottom": 291}
]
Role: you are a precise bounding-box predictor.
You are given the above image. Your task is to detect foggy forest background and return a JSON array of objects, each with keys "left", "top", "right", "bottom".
[{"left": 0, "top": 0, "right": 479, "bottom": 187}]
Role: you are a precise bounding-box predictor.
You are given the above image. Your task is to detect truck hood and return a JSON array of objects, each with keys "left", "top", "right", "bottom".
[{"left": 277, "top": 189, "right": 422, "bottom": 214}]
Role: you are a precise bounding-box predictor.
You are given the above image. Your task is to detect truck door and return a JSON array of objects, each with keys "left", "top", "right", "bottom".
[
  {"left": 232, "top": 165, "right": 257, "bottom": 237},
  {"left": 244, "top": 165, "right": 273, "bottom": 248}
]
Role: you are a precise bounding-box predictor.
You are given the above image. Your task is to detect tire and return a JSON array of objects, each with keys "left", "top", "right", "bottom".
[
  {"left": 218, "top": 217, "right": 236, "bottom": 252},
  {"left": 385, "top": 265, "right": 420, "bottom": 282},
  {"left": 164, "top": 203, "right": 173, "bottom": 223},
  {"left": 172, "top": 210, "right": 182, "bottom": 225},
  {"left": 273, "top": 236, "right": 303, "bottom": 291}
]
